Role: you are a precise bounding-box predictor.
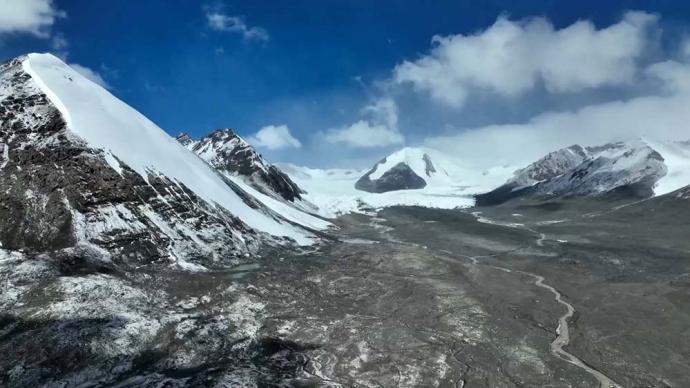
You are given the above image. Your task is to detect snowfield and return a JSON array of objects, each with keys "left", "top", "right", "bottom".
[
  {"left": 279, "top": 160, "right": 517, "bottom": 217},
  {"left": 280, "top": 138, "right": 690, "bottom": 217}
]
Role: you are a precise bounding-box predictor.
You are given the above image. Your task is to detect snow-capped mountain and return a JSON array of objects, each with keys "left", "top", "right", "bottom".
[
  {"left": 0, "top": 53, "right": 328, "bottom": 269},
  {"left": 279, "top": 148, "right": 516, "bottom": 216},
  {"left": 355, "top": 147, "right": 458, "bottom": 193},
  {"left": 177, "top": 129, "right": 303, "bottom": 202},
  {"left": 477, "top": 138, "right": 690, "bottom": 205}
]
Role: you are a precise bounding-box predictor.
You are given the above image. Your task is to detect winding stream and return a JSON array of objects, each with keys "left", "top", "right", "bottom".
[
  {"left": 470, "top": 214, "right": 622, "bottom": 388},
  {"left": 370, "top": 214, "right": 622, "bottom": 387}
]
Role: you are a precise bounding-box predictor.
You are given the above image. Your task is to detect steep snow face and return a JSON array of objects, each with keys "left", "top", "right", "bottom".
[
  {"left": 180, "top": 129, "right": 303, "bottom": 202},
  {"left": 643, "top": 139, "right": 690, "bottom": 196},
  {"left": 22, "top": 53, "right": 315, "bottom": 244}
]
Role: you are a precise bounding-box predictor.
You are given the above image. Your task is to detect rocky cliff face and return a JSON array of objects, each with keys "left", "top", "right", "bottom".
[
  {"left": 0, "top": 55, "right": 317, "bottom": 270},
  {"left": 179, "top": 129, "right": 304, "bottom": 202}
]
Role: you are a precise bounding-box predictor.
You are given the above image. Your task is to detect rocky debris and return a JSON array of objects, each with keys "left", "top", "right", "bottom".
[
  {"left": 0, "top": 249, "right": 320, "bottom": 387},
  {"left": 179, "top": 129, "right": 304, "bottom": 202}
]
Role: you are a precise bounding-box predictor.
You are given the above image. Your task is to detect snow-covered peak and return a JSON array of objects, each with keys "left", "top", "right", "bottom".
[
  {"left": 367, "top": 147, "right": 458, "bottom": 186},
  {"left": 21, "top": 53, "right": 320, "bottom": 243},
  {"left": 188, "top": 128, "right": 266, "bottom": 170},
  {"left": 482, "top": 137, "right": 690, "bottom": 204}
]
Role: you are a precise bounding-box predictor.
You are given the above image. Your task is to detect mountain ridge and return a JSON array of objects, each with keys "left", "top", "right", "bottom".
[
  {"left": 476, "top": 138, "right": 690, "bottom": 206},
  {"left": 177, "top": 128, "right": 304, "bottom": 202}
]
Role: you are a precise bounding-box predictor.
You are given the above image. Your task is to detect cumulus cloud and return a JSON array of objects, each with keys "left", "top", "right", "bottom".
[
  {"left": 424, "top": 57, "right": 690, "bottom": 169},
  {"left": 324, "top": 121, "right": 405, "bottom": 148},
  {"left": 394, "top": 11, "right": 657, "bottom": 107},
  {"left": 323, "top": 98, "right": 405, "bottom": 148},
  {"left": 206, "top": 12, "right": 269, "bottom": 42},
  {"left": 70, "top": 63, "right": 111, "bottom": 90},
  {"left": 248, "top": 125, "right": 302, "bottom": 150},
  {"left": 0, "top": 0, "right": 64, "bottom": 37}
]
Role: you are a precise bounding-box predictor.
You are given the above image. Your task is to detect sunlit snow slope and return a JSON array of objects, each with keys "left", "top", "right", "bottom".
[
  {"left": 280, "top": 150, "right": 516, "bottom": 217},
  {"left": 22, "top": 53, "right": 322, "bottom": 244}
]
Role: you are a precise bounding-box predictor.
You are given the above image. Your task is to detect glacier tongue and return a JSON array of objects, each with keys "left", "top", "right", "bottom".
[{"left": 21, "top": 53, "right": 318, "bottom": 244}]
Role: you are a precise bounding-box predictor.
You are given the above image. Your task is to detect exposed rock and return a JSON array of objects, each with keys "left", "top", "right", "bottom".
[
  {"left": 174, "top": 132, "right": 194, "bottom": 147},
  {"left": 179, "top": 129, "right": 304, "bottom": 202},
  {"left": 356, "top": 161, "right": 427, "bottom": 193}
]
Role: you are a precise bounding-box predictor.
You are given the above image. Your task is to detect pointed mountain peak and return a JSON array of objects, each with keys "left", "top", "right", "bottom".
[{"left": 182, "top": 128, "right": 304, "bottom": 202}]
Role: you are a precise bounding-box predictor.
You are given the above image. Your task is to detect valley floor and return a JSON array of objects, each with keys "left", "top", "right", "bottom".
[{"left": 2, "top": 198, "right": 689, "bottom": 387}]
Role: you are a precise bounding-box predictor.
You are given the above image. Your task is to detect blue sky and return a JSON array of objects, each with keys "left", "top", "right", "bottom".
[{"left": 2, "top": 1, "right": 690, "bottom": 168}]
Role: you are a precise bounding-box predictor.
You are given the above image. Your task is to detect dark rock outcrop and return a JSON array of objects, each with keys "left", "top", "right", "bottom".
[{"left": 355, "top": 161, "right": 427, "bottom": 193}]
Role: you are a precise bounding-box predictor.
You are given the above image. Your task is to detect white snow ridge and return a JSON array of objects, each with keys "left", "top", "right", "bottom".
[{"left": 22, "top": 53, "right": 326, "bottom": 245}]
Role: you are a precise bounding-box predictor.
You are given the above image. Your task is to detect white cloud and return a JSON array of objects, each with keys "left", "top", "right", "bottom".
[
  {"left": 323, "top": 98, "right": 405, "bottom": 148},
  {"left": 69, "top": 63, "right": 111, "bottom": 90},
  {"left": 424, "top": 58, "right": 690, "bottom": 170},
  {"left": 206, "top": 12, "right": 269, "bottom": 42},
  {"left": 248, "top": 125, "right": 302, "bottom": 150},
  {"left": 363, "top": 97, "right": 398, "bottom": 129},
  {"left": 0, "top": 0, "right": 64, "bottom": 37},
  {"left": 50, "top": 33, "right": 67, "bottom": 50},
  {"left": 324, "top": 120, "right": 405, "bottom": 148},
  {"left": 394, "top": 11, "right": 657, "bottom": 107}
]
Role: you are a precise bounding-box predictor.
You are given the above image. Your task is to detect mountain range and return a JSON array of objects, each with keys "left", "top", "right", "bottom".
[
  {"left": 0, "top": 53, "right": 327, "bottom": 271},
  {"left": 2, "top": 53, "right": 690, "bottom": 261},
  {"left": 2, "top": 53, "right": 690, "bottom": 387}
]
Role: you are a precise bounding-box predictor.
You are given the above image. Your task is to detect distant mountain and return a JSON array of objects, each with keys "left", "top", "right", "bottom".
[
  {"left": 477, "top": 139, "right": 690, "bottom": 206},
  {"left": 178, "top": 129, "right": 304, "bottom": 202},
  {"left": 0, "top": 53, "right": 327, "bottom": 269},
  {"left": 355, "top": 147, "right": 458, "bottom": 193},
  {"left": 507, "top": 145, "right": 589, "bottom": 187}
]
